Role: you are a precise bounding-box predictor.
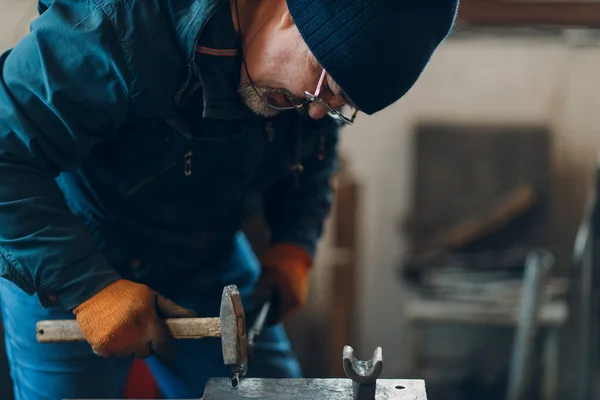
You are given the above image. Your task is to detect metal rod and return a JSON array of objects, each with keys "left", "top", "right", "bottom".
[
  {"left": 506, "top": 250, "right": 554, "bottom": 400},
  {"left": 248, "top": 301, "right": 271, "bottom": 348}
]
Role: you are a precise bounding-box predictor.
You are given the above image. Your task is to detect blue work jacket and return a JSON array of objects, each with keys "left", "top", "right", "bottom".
[{"left": 0, "top": 0, "right": 339, "bottom": 310}]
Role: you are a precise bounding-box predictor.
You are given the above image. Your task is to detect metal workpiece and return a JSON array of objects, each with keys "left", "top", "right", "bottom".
[
  {"left": 202, "top": 378, "right": 427, "bottom": 400},
  {"left": 247, "top": 301, "right": 271, "bottom": 351},
  {"left": 343, "top": 346, "right": 383, "bottom": 400}
]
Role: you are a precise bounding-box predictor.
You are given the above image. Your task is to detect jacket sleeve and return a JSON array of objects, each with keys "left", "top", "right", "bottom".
[
  {"left": 0, "top": 1, "right": 130, "bottom": 310},
  {"left": 263, "top": 116, "right": 340, "bottom": 258}
]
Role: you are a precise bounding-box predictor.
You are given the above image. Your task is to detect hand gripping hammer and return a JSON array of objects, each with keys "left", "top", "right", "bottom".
[{"left": 36, "top": 285, "right": 249, "bottom": 386}]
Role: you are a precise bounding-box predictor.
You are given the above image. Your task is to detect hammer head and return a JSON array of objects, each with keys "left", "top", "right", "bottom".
[{"left": 220, "top": 285, "right": 248, "bottom": 377}]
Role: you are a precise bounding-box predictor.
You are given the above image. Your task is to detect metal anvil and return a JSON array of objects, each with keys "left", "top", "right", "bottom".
[
  {"left": 202, "top": 377, "right": 426, "bottom": 400},
  {"left": 202, "top": 346, "right": 427, "bottom": 400}
]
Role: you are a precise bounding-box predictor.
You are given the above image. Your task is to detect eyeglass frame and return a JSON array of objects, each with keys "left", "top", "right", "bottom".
[
  {"left": 244, "top": 65, "right": 358, "bottom": 125},
  {"left": 304, "top": 70, "right": 358, "bottom": 125}
]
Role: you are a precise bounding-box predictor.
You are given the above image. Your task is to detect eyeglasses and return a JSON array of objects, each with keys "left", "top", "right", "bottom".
[
  {"left": 304, "top": 70, "right": 358, "bottom": 125},
  {"left": 245, "top": 66, "right": 358, "bottom": 126}
]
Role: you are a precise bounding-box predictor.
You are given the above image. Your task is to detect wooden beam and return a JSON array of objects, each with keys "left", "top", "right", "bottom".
[{"left": 457, "top": 1, "right": 600, "bottom": 28}]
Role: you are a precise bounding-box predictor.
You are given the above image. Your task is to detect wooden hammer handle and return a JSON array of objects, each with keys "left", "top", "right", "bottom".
[{"left": 36, "top": 318, "right": 221, "bottom": 343}]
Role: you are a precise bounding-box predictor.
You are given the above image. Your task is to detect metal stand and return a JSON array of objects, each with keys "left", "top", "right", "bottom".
[
  {"left": 506, "top": 250, "right": 555, "bottom": 400},
  {"left": 573, "top": 154, "right": 600, "bottom": 400}
]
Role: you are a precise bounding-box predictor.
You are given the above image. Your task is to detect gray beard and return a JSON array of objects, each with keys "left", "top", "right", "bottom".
[{"left": 238, "top": 83, "right": 303, "bottom": 118}]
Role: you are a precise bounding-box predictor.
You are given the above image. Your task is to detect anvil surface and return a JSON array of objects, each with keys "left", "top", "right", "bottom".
[{"left": 202, "top": 378, "right": 427, "bottom": 400}]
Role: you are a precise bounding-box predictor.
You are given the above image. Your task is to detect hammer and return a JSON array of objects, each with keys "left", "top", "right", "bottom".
[{"left": 36, "top": 285, "right": 248, "bottom": 385}]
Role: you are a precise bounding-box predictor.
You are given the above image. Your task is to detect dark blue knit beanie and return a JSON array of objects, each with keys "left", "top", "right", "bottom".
[{"left": 287, "top": 0, "right": 459, "bottom": 115}]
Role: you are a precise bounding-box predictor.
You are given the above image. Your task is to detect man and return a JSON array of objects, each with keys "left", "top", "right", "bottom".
[{"left": 0, "top": 0, "right": 458, "bottom": 398}]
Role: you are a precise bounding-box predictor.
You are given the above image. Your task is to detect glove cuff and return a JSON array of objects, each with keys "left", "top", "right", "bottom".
[
  {"left": 260, "top": 243, "right": 313, "bottom": 270},
  {"left": 260, "top": 244, "right": 313, "bottom": 318}
]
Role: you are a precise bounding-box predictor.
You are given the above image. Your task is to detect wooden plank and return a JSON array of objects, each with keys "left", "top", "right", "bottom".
[
  {"left": 329, "top": 263, "right": 356, "bottom": 377},
  {"left": 36, "top": 318, "right": 221, "bottom": 343},
  {"left": 329, "top": 173, "right": 360, "bottom": 378},
  {"left": 418, "top": 185, "right": 537, "bottom": 254},
  {"left": 404, "top": 299, "right": 568, "bottom": 326},
  {"left": 457, "top": 1, "right": 600, "bottom": 27},
  {"left": 333, "top": 171, "right": 359, "bottom": 249}
]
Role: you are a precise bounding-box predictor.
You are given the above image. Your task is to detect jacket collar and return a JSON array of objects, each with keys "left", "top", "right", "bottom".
[
  {"left": 168, "top": 0, "right": 226, "bottom": 65},
  {"left": 167, "top": 0, "right": 252, "bottom": 120}
]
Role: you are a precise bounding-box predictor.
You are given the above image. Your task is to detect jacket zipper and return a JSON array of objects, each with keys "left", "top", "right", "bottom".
[
  {"left": 265, "top": 120, "right": 275, "bottom": 142},
  {"left": 184, "top": 151, "right": 193, "bottom": 176},
  {"left": 231, "top": 122, "right": 272, "bottom": 204},
  {"left": 292, "top": 122, "right": 304, "bottom": 188}
]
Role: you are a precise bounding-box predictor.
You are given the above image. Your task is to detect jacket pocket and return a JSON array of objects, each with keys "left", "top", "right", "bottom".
[
  {"left": 109, "top": 119, "right": 185, "bottom": 198},
  {"left": 124, "top": 160, "right": 178, "bottom": 196},
  {"left": 0, "top": 247, "right": 35, "bottom": 295}
]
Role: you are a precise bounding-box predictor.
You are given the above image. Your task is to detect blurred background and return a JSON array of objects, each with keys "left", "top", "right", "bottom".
[{"left": 2, "top": 1, "right": 600, "bottom": 399}]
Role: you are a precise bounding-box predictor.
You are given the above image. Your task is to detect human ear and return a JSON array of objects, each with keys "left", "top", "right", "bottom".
[{"left": 279, "top": 10, "right": 295, "bottom": 30}]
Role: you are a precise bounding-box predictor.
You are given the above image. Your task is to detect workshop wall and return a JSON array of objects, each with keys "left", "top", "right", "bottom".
[
  {"left": 339, "top": 29, "right": 600, "bottom": 396},
  {"left": 0, "top": 0, "right": 36, "bottom": 51}
]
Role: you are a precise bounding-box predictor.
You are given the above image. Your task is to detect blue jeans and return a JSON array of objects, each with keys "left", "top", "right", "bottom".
[{"left": 0, "top": 233, "right": 302, "bottom": 399}]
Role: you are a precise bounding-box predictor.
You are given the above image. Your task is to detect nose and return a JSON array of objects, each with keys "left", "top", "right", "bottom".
[{"left": 307, "top": 97, "right": 346, "bottom": 120}]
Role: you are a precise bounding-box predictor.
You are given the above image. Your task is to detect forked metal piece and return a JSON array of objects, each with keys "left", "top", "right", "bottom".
[{"left": 343, "top": 346, "right": 383, "bottom": 400}]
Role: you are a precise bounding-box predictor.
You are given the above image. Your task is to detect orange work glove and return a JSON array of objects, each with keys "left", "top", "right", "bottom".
[
  {"left": 254, "top": 244, "right": 312, "bottom": 324},
  {"left": 73, "top": 279, "right": 196, "bottom": 358}
]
